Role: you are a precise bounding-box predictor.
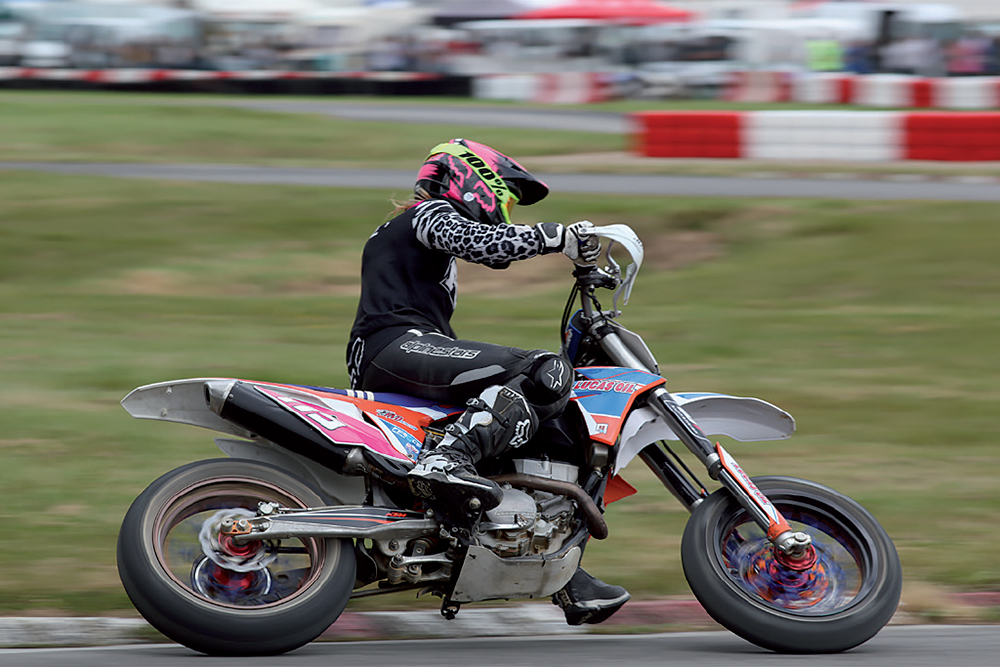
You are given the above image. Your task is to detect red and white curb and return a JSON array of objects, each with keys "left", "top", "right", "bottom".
[
  {"left": 0, "top": 604, "right": 584, "bottom": 648},
  {"left": 633, "top": 110, "right": 1000, "bottom": 162},
  {"left": 1, "top": 592, "right": 994, "bottom": 647}
]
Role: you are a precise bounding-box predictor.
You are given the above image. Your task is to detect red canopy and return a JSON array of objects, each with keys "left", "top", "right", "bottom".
[{"left": 515, "top": 0, "right": 695, "bottom": 24}]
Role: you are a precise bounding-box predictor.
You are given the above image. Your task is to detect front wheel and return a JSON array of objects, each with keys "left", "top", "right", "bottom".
[
  {"left": 681, "top": 476, "right": 901, "bottom": 653},
  {"left": 117, "top": 459, "right": 356, "bottom": 655}
]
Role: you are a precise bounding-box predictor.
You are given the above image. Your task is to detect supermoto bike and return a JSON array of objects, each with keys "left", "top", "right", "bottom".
[{"left": 117, "top": 224, "right": 901, "bottom": 656}]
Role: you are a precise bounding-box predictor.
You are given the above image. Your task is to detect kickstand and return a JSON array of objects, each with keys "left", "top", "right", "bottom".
[{"left": 430, "top": 499, "right": 482, "bottom": 622}]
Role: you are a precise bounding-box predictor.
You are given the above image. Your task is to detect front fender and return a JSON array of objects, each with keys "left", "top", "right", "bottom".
[{"left": 614, "top": 392, "right": 795, "bottom": 475}]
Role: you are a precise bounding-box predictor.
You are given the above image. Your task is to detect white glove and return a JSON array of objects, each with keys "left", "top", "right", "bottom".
[
  {"left": 535, "top": 221, "right": 601, "bottom": 263},
  {"left": 564, "top": 221, "right": 601, "bottom": 264}
]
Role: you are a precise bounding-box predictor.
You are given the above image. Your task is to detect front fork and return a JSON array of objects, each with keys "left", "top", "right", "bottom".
[
  {"left": 579, "top": 286, "right": 811, "bottom": 559},
  {"left": 645, "top": 387, "right": 812, "bottom": 559}
]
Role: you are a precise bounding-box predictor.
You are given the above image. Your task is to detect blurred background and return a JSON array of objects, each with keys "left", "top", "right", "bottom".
[{"left": 1, "top": 0, "right": 999, "bottom": 96}]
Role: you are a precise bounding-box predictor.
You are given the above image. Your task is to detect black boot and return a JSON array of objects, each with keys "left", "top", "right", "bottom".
[
  {"left": 408, "top": 385, "right": 537, "bottom": 511},
  {"left": 553, "top": 568, "right": 630, "bottom": 626}
]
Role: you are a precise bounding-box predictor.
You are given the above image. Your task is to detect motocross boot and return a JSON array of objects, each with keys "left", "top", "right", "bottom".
[
  {"left": 553, "top": 568, "right": 631, "bottom": 626},
  {"left": 408, "top": 384, "right": 538, "bottom": 512}
]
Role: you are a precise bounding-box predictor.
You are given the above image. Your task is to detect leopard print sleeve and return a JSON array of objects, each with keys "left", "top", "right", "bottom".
[{"left": 411, "top": 200, "right": 542, "bottom": 269}]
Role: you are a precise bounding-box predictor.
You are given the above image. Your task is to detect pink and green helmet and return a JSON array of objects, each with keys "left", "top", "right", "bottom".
[{"left": 414, "top": 139, "right": 549, "bottom": 226}]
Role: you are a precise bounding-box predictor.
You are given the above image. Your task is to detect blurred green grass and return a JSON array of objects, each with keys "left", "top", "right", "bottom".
[
  {"left": 5, "top": 91, "right": 999, "bottom": 179},
  {"left": 0, "top": 91, "right": 622, "bottom": 167},
  {"left": 1, "top": 92, "right": 999, "bottom": 616}
]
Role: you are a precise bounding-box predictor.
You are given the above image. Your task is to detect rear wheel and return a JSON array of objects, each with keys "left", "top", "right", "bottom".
[
  {"left": 681, "top": 476, "right": 901, "bottom": 653},
  {"left": 117, "top": 458, "right": 355, "bottom": 655}
]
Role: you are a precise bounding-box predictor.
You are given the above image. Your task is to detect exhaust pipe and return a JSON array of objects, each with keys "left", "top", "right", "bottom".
[{"left": 203, "top": 380, "right": 354, "bottom": 473}]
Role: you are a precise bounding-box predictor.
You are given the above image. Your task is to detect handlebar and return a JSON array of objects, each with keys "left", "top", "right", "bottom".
[
  {"left": 565, "top": 224, "right": 656, "bottom": 373},
  {"left": 575, "top": 224, "right": 644, "bottom": 313}
]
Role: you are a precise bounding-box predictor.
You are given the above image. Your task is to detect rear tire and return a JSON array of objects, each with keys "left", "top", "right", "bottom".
[
  {"left": 117, "top": 458, "right": 355, "bottom": 655},
  {"left": 681, "top": 476, "right": 901, "bottom": 653}
]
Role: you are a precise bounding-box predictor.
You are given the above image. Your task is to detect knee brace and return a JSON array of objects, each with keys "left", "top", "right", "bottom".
[
  {"left": 514, "top": 352, "right": 572, "bottom": 422},
  {"left": 443, "top": 384, "right": 539, "bottom": 462}
]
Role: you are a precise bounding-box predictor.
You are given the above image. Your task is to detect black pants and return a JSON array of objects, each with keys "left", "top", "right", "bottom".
[
  {"left": 357, "top": 330, "right": 546, "bottom": 405},
  {"left": 356, "top": 329, "right": 584, "bottom": 466}
]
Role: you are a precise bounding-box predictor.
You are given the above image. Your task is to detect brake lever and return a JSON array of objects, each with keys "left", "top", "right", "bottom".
[{"left": 573, "top": 264, "right": 620, "bottom": 290}]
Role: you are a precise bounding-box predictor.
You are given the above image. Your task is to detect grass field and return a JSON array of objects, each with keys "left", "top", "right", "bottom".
[
  {"left": 2, "top": 91, "right": 999, "bottom": 620},
  {"left": 4, "top": 90, "right": 1000, "bottom": 178},
  {"left": 0, "top": 91, "right": 623, "bottom": 167}
]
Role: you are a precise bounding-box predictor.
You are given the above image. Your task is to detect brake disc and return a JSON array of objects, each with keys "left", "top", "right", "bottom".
[{"left": 198, "top": 508, "right": 276, "bottom": 572}]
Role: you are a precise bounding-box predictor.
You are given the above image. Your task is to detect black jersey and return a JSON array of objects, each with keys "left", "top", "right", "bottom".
[{"left": 348, "top": 199, "right": 546, "bottom": 387}]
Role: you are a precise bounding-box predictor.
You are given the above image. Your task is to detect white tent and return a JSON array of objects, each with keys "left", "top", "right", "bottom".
[{"left": 190, "top": 0, "right": 328, "bottom": 21}]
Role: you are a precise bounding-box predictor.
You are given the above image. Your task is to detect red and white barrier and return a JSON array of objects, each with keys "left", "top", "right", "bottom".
[
  {"left": 0, "top": 67, "right": 444, "bottom": 84},
  {"left": 633, "top": 110, "right": 1000, "bottom": 162},
  {"left": 631, "top": 111, "right": 743, "bottom": 158},
  {"left": 904, "top": 113, "right": 1000, "bottom": 161},
  {"left": 724, "top": 71, "right": 793, "bottom": 103},
  {"left": 729, "top": 71, "right": 1000, "bottom": 109},
  {"left": 534, "top": 72, "right": 614, "bottom": 104},
  {"left": 474, "top": 72, "right": 615, "bottom": 104},
  {"left": 0, "top": 66, "right": 616, "bottom": 104}
]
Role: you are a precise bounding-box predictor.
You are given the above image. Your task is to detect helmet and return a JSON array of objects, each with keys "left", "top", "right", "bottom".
[{"left": 414, "top": 139, "right": 548, "bottom": 226}]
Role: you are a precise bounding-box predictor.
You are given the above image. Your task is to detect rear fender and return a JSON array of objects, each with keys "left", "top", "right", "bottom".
[
  {"left": 122, "top": 378, "right": 417, "bottom": 471},
  {"left": 121, "top": 378, "right": 252, "bottom": 438}
]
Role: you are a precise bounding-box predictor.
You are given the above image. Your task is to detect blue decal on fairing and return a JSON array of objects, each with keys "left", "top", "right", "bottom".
[
  {"left": 374, "top": 417, "right": 423, "bottom": 460},
  {"left": 571, "top": 367, "right": 662, "bottom": 417}
]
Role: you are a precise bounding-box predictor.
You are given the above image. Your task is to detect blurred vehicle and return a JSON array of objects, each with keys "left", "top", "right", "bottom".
[
  {"left": 0, "top": 3, "right": 26, "bottom": 65},
  {"left": 625, "top": 18, "right": 863, "bottom": 98},
  {"left": 625, "top": 23, "right": 743, "bottom": 98},
  {"left": 13, "top": 1, "right": 199, "bottom": 69},
  {"left": 19, "top": 20, "right": 71, "bottom": 67},
  {"left": 277, "top": 4, "right": 436, "bottom": 72},
  {"left": 448, "top": 18, "right": 621, "bottom": 74}
]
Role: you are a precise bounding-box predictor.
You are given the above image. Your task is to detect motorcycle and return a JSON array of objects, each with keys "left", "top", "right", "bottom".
[{"left": 116, "top": 224, "right": 901, "bottom": 656}]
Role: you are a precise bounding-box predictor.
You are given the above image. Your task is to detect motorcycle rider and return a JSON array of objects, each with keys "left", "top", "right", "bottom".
[{"left": 347, "top": 138, "right": 629, "bottom": 626}]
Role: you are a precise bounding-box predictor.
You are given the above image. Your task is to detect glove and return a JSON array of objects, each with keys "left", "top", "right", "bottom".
[
  {"left": 535, "top": 221, "right": 601, "bottom": 263},
  {"left": 566, "top": 221, "right": 601, "bottom": 263}
]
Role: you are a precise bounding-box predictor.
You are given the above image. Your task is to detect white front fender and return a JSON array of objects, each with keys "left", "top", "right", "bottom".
[{"left": 614, "top": 392, "right": 795, "bottom": 475}]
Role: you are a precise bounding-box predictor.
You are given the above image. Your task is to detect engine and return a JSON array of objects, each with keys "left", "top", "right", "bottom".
[
  {"left": 474, "top": 459, "right": 580, "bottom": 558},
  {"left": 359, "top": 459, "right": 584, "bottom": 590}
]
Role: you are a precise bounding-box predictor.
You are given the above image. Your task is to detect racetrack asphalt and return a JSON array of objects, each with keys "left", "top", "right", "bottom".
[{"left": 3, "top": 592, "right": 998, "bottom": 648}]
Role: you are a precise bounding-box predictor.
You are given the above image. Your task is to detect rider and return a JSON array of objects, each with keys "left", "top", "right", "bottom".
[{"left": 347, "top": 138, "right": 629, "bottom": 626}]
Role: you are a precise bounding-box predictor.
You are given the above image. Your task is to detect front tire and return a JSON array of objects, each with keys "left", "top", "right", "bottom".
[
  {"left": 117, "top": 459, "right": 356, "bottom": 655},
  {"left": 681, "top": 476, "right": 901, "bottom": 653}
]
